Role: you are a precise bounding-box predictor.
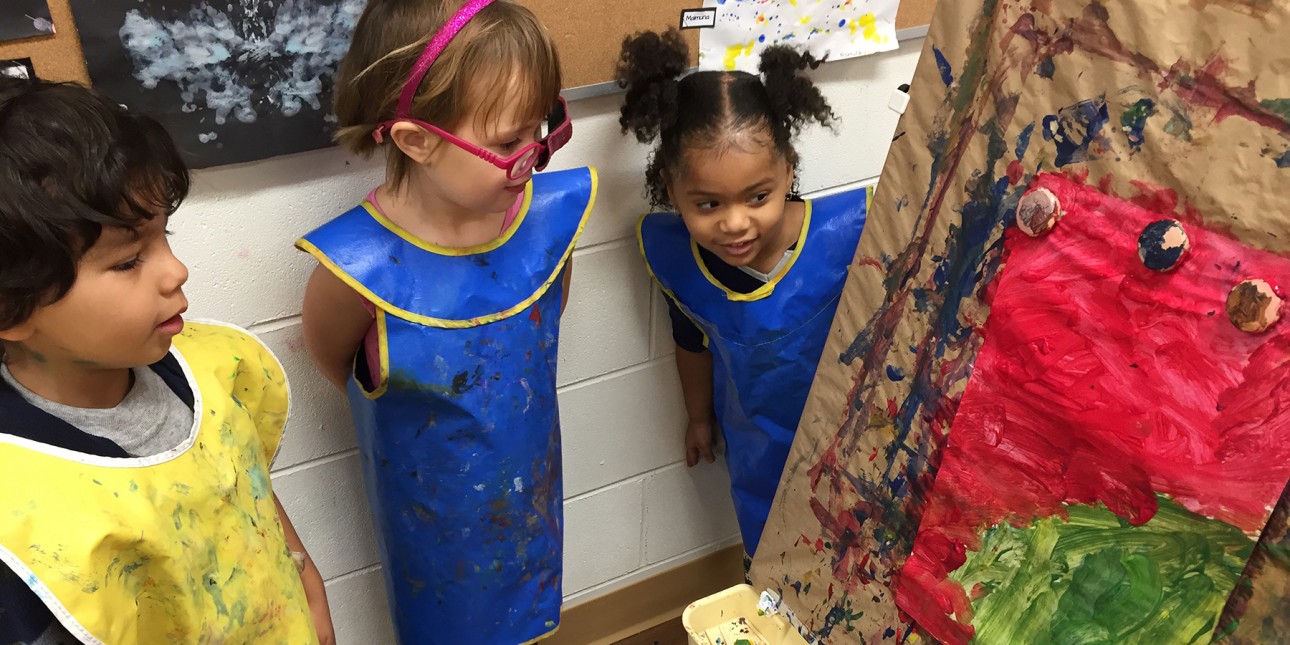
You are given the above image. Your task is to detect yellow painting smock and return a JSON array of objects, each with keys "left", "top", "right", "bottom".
[{"left": 0, "top": 321, "right": 317, "bottom": 645}]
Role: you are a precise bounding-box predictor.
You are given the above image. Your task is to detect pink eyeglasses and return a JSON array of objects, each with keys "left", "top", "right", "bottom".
[{"left": 371, "top": 0, "right": 572, "bottom": 181}]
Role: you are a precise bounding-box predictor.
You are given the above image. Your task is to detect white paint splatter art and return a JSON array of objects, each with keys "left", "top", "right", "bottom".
[
  {"left": 0, "top": 0, "right": 56, "bottom": 43},
  {"left": 117, "top": 0, "right": 362, "bottom": 126},
  {"left": 29, "top": 16, "right": 55, "bottom": 34}
]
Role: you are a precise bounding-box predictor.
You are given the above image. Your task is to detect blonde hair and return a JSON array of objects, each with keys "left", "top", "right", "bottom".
[{"left": 334, "top": 0, "right": 562, "bottom": 188}]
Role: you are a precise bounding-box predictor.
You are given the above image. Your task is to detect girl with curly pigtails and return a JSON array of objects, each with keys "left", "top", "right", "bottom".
[{"left": 620, "top": 28, "right": 869, "bottom": 568}]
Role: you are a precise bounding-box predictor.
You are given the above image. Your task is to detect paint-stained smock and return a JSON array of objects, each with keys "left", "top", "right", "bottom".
[
  {"left": 638, "top": 187, "right": 868, "bottom": 556},
  {"left": 297, "top": 167, "right": 596, "bottom": 645},
  {"left": 0, "top": 322, "right": 317, "bottom": 645}
]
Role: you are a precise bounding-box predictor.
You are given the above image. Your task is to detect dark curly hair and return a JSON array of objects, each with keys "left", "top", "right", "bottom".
[
  {"left": 615, "top": 28, "right": 836, "bottom": 209},
  {"left": 0, "top": 77, "right": 189, "bottom": 331}
]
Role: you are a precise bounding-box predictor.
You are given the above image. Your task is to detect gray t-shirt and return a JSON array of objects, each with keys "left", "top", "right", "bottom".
[
  {"left": 0, "top": 365, "right": 192, "bottom": 457},
  {"left": 1, "top": 365, "right": 192, "bottom": 644}
]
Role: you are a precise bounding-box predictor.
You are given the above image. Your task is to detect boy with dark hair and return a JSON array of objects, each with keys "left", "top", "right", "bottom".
[{"left": 0, "top": 78, "right": 334, "bottom": 644}]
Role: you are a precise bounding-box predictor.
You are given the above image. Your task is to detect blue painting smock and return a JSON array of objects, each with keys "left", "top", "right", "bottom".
[
  {"left": 297, "top": 167, "right": 596, "bottom": 645},
  {"left": 638, "top": 187, "right": 867, "bottom": 556}
]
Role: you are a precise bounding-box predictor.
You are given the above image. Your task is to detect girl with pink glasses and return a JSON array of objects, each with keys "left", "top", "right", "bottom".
[{"left": 296, "top": 1, "right": 594, "bottom": 642}]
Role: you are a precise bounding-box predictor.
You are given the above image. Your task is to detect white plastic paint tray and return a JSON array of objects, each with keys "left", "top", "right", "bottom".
[{"left": 682, "top": 584, "right": 811, "bottom": 645}]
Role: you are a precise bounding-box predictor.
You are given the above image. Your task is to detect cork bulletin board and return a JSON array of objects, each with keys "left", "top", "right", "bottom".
[
  {"left": 2, "top": 0, "right": 937, "bottom": 88},
  {"left": 1, "top": 0, "right": 935, "bottom": 166}
]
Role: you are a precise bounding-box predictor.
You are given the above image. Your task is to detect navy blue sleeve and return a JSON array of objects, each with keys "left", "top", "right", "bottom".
[
  {"left": 664, "top": 291, "right": 708, "bottom": 354},
  {"left": 0, "top": 564, "right": 57, "bottom": 644}
]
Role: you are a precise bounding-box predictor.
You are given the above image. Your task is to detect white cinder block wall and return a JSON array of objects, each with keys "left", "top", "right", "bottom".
[{"left": 169, "top": 37, "right": 923, "bottom": 643}]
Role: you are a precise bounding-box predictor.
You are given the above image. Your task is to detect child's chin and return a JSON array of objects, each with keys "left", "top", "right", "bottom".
[{"left": 135, "top": 340, "right": 176, "bottom": 365}]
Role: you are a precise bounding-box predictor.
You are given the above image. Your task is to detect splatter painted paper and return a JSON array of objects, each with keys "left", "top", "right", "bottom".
[
  {"left": 0, "top": 0, "right": 54, "bottom": 43},
  {"left": 750, "top": 1, "right": 1290, "bottom": 643},
  {"left": 70, "top": 0, "right": 362, "bottom": 168},
  {"left": 697, "top": 0, "right": 898, "bottom": 73}
]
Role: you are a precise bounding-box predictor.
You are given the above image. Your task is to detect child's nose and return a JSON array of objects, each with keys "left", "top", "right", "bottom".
[
  {"left": 160, "top": 249, "right": 189, "bottom": 293},
  {"left": 720, "top": 208, "right": 751, "bottom": 233}
]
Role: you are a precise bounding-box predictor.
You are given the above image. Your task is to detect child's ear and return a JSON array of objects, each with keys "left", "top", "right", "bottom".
[
  {"left": 388, "top": 122, "right": 442, "bottom": 165},
  {"left": 0, "top": 320, "right": 35, "bottom": 343}
]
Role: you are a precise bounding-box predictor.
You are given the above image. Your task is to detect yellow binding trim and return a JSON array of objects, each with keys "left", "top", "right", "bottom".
[
  {"left": 296, "top": 168, "right": 598, "bottom": 329},
  {"left": 351, "top": 308, "right": 391, "bottom": 400},
  {"left": 359, "top": 183, "right": 533, "bottom": 256},
  {"left": 689, "top": 199, "right": 813, "bottom": 302},
  {"left": 636, "top": 214, "right": 710, "bottom": 348}
]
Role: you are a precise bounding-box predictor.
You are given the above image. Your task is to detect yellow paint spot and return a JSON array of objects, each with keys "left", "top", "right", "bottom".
[
  {"left": 799, "top": 15, "right": 811, "bottom": 25},
  {"left": 856, "top": 12, "right": 879, "bottom": 41},
  {"left": 723, "top": 40, "right": 756, "bottom": 70}
]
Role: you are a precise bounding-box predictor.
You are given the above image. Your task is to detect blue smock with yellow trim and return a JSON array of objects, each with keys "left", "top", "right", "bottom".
[
  {"left": 638, "top": 187, "right": 867, "bottom": 556},
  {"left": 297, "top": 167, "right": 596, "bottom": 645}
]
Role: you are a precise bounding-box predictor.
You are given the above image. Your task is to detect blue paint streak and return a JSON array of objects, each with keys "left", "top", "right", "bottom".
[
  {"left": 1042, "top": 97, "right": 1110, "bottom": 167},
  {"left": 889, "top": 473, "right": 907, "bottom": 496},
  {"left": 933, "top": 46, "right": 953, "bottom": 86},
  {"left": 1277, "top": 150, "right": 1290, "bottom": 168},
  {"left": 1038, "top": 57, "right": 1055, "bottom": 79},
  {"left": 912, "top": 288, "right": 930, "bottom": 313},
  {"left": 1015, "top": 122, "right": 1035, "bottom": 159}
]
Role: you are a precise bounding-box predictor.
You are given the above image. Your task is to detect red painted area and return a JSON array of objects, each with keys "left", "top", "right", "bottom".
[
  {"left": 895, "top": 173, "right": 1290, "bottom": 643},
  {"left": 1006, "top": 160, "right": 1025, "bottom": 184},
  {"left": 1166, "top": 56, "right": 1288, "bottom": 131}
]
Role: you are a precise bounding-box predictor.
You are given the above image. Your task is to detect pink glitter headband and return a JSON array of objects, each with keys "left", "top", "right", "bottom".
[{"left": 395, "top": 0, "right": 496, "bottom": 118}]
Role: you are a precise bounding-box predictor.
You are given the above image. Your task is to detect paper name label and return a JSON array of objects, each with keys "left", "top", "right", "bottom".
[{"left": 680, "top": 8, "right": 717, "bottom": 29}]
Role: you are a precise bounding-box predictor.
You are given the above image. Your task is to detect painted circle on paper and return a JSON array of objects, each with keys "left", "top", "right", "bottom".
[
  {"left": 1226, "top": 279, "right": 1282, "bottom": 333},
  {"left": 1137, "top": 219, "right": 1190, "bottom": 272},
  {"left": 1016, "top": 187, "right": 1062, "bottom": 237}
]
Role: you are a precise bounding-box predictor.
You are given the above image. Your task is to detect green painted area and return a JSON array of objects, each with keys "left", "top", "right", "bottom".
[
  {"left": 951, "top": 0, "right": 999, "bottom": 115},
  {"left": 952, "top": 496, "right": 1253, "bottom": 644},
  {"left": 1259, "top": 98, "right": 1290, "bottom": 123},
  {"left": 1120, "top": 99, "right": 1157, "bottom": 129}
]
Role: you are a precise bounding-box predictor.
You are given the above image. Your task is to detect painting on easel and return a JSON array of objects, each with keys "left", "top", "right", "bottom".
[{"left": 752, "top": 2, "right": 1290, "bottom": 643}]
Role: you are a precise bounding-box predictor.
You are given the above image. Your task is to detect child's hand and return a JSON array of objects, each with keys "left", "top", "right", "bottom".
[
  {"left": 308, "top": 584, "right": 336, "bottom": 645},
  {"left": 685, "top": 420, "right": 717, "bottom": 466},
  {"left": 300, "top": 558, "right": 335, "bottom": 645},
  {"left": 275, "top": 495, "right": 336, "bottom": 645}
]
